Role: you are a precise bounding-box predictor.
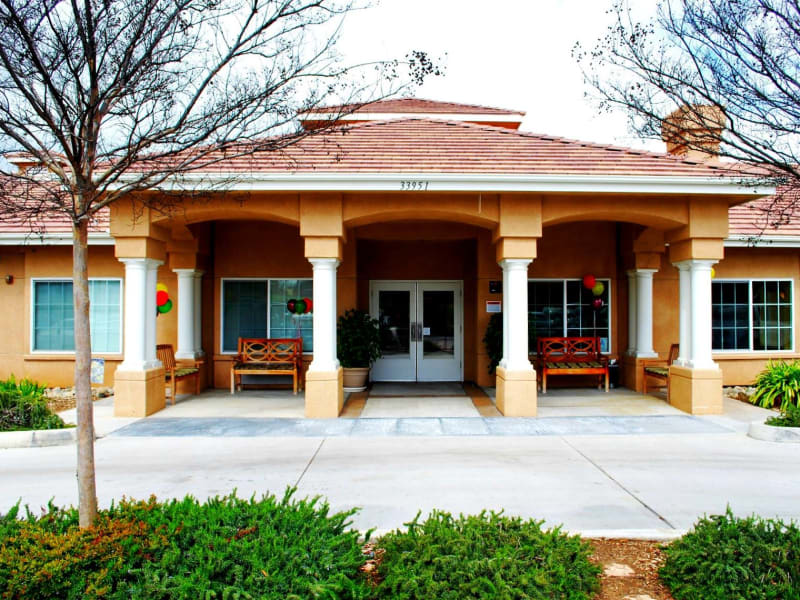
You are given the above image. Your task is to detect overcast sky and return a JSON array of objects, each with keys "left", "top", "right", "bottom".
[{"left": 336, "top": 0, "right": 663, "bottom": 152}]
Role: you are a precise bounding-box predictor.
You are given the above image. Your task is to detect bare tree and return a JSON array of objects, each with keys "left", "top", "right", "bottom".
[
  {"left": 0, "top": 0, "right": 438, "bottom": 527},
  {"left": 574, "top": 0, "right": 800, "bottom": 226}
]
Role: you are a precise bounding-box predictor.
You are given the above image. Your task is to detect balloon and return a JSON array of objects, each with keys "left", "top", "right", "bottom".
[
  {"left": 591, "top": 281, "right": 605, "bottom": 296},
  {"left": 156, "top": 283, "right": 168, "bottom": 293},
  {"left": 156, "top": 290, "right": 169, "bottom": 306},
  {"left": 710, "top": 267, "right": 716, "bottom": 279},
  {"left": 592, "top": 298, "right": 604, "bottom": 309},
  {"left": 303, "top": 297, "right": 313, "bottom": 313},
  {"left": 294, "top": 299, "right": 307, "bottom": 314},
  {"left": 582, "top": 274, "right": 596, "bottom": 289},
  {"left": 157, "top": 299, "right": 173, "bottom": 314},
  {"left": 287, "top": 299, "right": 296, "bottom": 313}
]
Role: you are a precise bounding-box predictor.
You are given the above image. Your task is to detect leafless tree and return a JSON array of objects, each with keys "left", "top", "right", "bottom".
[
  {"left": 0, "top": 0, "right": 438, "bottom": 527},
  {"left": 574, "top": 0, "right": 800, "bottom": 229}
]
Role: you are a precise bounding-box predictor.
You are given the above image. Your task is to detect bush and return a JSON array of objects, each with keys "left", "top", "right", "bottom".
[
  {"left": 0, "top": 376, "right": 66, "bottom": 431},
  {"left": 751, "top": 360, "right": 800, "bottom": 409},
  {"left": 338, "top": 309, "right": 382, "bottom": 368},
  {"left": 372, "top": 510, "right": 600, "bottom": 600},
  {"left": 0, "top": 490, "right": 372, "bottom": 600},
  {"left": 766, "top": 403, "right": 800, "bottom": 428},
  {"left": 660, "top": 508, "right": 800, "bottom": 600}
]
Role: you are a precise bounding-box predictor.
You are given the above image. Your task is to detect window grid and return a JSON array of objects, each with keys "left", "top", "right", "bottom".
[
  {"left": 221, "top": 278, "right": 313, "bottom": 353},
  {"left": 528, "top": 279, "right": 611, "bottom": 353},
  {"left": 712, "top": 279, "right": 794, "bottom": 352},
  {"left": 32, "top": 279, "right": 122, "bottom": 353}
]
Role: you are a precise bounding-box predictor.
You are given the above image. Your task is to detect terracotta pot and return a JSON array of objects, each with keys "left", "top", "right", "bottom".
[{"left": 342, "top": 367, "right": 370, "bottom": 392}]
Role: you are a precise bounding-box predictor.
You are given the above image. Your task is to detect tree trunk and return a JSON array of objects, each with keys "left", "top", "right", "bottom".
[{"left": 73, "top": 218, "right": 98, "bottom": 527}]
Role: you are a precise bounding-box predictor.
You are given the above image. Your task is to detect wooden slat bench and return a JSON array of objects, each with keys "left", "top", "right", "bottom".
[
  {"left": 156, "top": 344, "right": 203, "bottom": 405},
  {"left": 641, "top": 343, "right": 679, "bottom": 396},
  {"left": 230, "top": 337, "right": 303, "bottom": 395},
  {"left": 535, "top": 337, "right": 609, "bottom": 394}
]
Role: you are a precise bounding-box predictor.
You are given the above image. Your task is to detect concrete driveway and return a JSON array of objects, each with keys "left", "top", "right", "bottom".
[{"left": 2, "top": 396, "right": 797, "bottom": 538}]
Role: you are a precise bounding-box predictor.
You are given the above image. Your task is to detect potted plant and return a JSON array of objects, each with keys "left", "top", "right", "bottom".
[{"left": 337, "top": 309, "right": 382, "bottom": 391}]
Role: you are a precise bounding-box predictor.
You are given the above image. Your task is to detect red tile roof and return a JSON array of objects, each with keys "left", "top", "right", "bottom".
[
  {"left": 728, "top": 188, "right": 800, "bottom": 238},
  {"left": 202, "top": 118, "right": 731, "bottom": 176},
  {"left": 303, "top": 97, "right": 524, "bottom": 115}
]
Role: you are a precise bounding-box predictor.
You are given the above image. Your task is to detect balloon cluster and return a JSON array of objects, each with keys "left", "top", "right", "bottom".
[
  {"left": 286, "top": 296, "right": 313, "bottom": 315},
  {"left": 156, "top": 283, "right": 173, "bottom": 314},
  {"left": 582, "top": 274, "right": 605, "bottom": 309}
]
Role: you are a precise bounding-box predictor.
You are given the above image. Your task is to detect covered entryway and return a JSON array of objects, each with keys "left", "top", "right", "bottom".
[{"left": 369, "top": 280, "right": 463, "bottom": 382}]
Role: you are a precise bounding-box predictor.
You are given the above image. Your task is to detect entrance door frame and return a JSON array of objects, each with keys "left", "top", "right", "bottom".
[{"left": 369, "top": 279, "right": 464, "bottom": 382}]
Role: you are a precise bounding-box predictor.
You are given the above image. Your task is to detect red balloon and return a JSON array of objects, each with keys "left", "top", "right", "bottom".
[
  {"left": 583, "top": 274, "right": 596, "bottom": 290},
  {"left": 303, "top": 297, "right": 313, "bottom": 313},
  {"left": 592, "top": 298, "right": 604, "bottom": 309},
  {"left": 156, "top": 290, "right": 169, "bottom": 306}
]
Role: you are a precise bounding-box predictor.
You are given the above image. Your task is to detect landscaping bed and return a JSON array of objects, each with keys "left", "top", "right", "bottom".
[
  {"left": 0, "top": 377, "right": 68, "bottom": 432},
  {"left": 44, "top": 386, "right": 114, "bottom": 413}
]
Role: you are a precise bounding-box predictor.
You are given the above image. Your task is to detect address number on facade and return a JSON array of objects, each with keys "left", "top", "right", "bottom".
[{"left": 399, "top": 180, "right": 430, "bottom": 190}]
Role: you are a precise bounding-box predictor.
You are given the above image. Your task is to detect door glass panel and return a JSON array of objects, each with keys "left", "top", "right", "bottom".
[
  {"left": 423, "top": 290, "right": 454, "bottom": 356},
  {"left": 378, "top": 291, "right": 410, "bottom": 356}
]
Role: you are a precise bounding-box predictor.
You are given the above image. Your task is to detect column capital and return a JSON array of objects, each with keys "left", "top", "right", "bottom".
[
  {"left": 672, "top": 258, "right": 717, "bottom": 270},
  {"left": 119, "top": 257, "right": 163, "bottom": 269},
  {"left": 172, "top": 267, "right": 202, "bottom": 275},
  {"left": 498, "top": 257, "right": 532, "bottom": 270},
  {"left": 308, "top": 257, "right": 341, "bottom": 270},
  {"left": 633, "top": 268, "right": 659, "bottom": 275}
]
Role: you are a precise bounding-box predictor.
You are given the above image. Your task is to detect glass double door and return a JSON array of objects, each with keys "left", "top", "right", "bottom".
[{"left": 370, "top": 281, "right": 462, "bottom": 382}]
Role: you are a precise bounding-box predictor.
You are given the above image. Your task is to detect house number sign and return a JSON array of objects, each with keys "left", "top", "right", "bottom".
[{"left": 399, "top": 180, "right": 430, "bottom": 190}]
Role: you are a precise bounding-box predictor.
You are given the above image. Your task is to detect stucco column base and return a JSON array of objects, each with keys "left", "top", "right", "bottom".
[
  {"left": 622, "top": 356, "right": 648, "bottom": 392},
  {"left": 668, "top": 365, "right": 723, "bottom": 415},
  {"left": 113, "top": 368, "right": 166, "bottom": 417},
  {"left": 495, "top": 366, "right": 537, "bottom": 417},
  {"left": 305, "top": 368, "right": 344, "bottom": 418}
]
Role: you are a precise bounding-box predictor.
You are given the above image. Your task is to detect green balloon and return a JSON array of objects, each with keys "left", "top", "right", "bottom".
[
  {"left": 294, "top": 299, "right": 306, "bottom": 314},
  {"left": 157, "top": 298, "right": 173, "bottom": 314}
]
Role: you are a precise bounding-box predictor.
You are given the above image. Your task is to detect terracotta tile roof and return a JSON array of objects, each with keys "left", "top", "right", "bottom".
[
  {"left": 0, "top": 175, "right": 109, "bottom": 236},
  {"left": 304, "top": 97, "right": 524, "bottom": 116},
  {"left": 196, "top": 118, "right": 731, "bottom": 176},
  {"left": 728, "top": 188, "right": 800, "bottom": 238}
]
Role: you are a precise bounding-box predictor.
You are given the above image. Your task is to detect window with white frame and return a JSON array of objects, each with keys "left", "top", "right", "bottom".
[
  {"left": 32, "top": 279, "right": 122, "bottom": 353},
  {"left": 712, "top": 280, "right": 793, "bottom": 351},
  {"left": 528, "top": 279, "right": 611, "bottom": 353},
  {"left": 221, "top": 279, "right": 313, "bottom": 353}
]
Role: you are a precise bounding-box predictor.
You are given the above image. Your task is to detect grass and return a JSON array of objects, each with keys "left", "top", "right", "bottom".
[{"left": 0, "top": 376, "right": 67, "bottom": 432}]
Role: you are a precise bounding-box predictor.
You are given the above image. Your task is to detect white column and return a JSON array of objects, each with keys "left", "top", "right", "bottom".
[
  {"left": 499, "top": 264, "right": 510, "bottom": 369},
  {"left": 119, "top": 258, "right": 162, "bottom": 371},
  {"left": 193, "top": 271, "right": 204, "bottom": 356},
  {"left": 173, "top": 269, "right": 198, "bottom": 360},
  {"left": 674, "top": 261, "right": 692, "bottom": 366},
  {"left": 635, "top": 269, "right": 658, "bottom": 358},
  {"left": 688, "top": 259, "right": 717, "bottom": 370},
  {"left": 308, "top": 258, "right": 340, "bottom": 372},
  {"left": 500, "top": 258, "right": 534, "bottom": 371},
  {"left": 626, "top": 270, "right": 638, "bottom": 356}
]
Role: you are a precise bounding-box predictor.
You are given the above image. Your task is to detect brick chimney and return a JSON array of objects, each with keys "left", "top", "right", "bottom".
[{"left": 661, "top": 104, "right": 726, "bottom": 162}]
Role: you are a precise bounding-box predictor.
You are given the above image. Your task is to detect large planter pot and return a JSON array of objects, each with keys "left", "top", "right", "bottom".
[{"left": 342, "top": 367, "right": 370, "bottom": 392}]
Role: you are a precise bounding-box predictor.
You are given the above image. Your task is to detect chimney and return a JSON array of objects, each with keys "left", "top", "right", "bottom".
[{"left": 661, "top": 104, "right": 726, "bottom": 162}]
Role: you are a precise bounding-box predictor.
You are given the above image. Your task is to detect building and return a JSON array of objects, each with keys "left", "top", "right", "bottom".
[{"left": 0, "top": 98, "right": 796, "bottom": 418}]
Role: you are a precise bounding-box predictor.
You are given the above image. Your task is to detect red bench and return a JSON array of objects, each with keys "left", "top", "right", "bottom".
[{"left": 536, "top": 337, "right": 609, "bottom": 393}]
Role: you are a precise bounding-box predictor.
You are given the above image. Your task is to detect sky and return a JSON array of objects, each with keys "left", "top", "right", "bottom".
[{"left": 335, "top": 0, "right": 663, "bottom": 152}]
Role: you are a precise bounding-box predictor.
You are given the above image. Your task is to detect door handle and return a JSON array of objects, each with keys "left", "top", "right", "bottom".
[{"left": 410, "top": 322, "right": 417, "bottom": 342}]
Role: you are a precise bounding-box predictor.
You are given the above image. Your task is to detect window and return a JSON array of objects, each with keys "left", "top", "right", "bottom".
[
  {"left": 32, "top": 279, "right": 121, "bottom": 353},
  {"left": 528, "top": 279, "right": 611, "bottom": 353},
  {"left": 221, "top": 279, "right": 313, "bottom": 353},
  {"left": 712, "top": 280, "right": 793, "bottom": 351}
]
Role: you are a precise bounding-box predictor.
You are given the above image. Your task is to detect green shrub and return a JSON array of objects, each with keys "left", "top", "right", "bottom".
[
  {"left": 766, "top": 403, "right": 800, "bottom": 428},
  {"left": 338, "top": 309, "right": 382, "bottom": 368},
  {"left": 751, "top": 360, "right": 800, "bottom": 409},
  {"left": 372, "top": 510, "right": 600, "bottom": 600},
  {"left": 660, "top": 508, "right": 800, "bottom": 600},
  {"left": 482, "top": 313, "right": 503, "bottom": 374},
  {"left": 0, "top": 490, "right": 372, "bottom": 600},
  {"left": 0, "top": 388, "right": 66, "bottom": 432}
]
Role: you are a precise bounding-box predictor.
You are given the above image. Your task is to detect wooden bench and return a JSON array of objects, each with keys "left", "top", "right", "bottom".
[
  {"left": 156, "top": 344, "right": 203, "bottom": 405},
  {"left": 535, "top": 337, "right": 609, "bottom": 394},
  {"left": 641, "top": 343, "right": 679, "bottom": 396},
  {"left": 230, "top": 337, "right": 303, "bottom": 395}
]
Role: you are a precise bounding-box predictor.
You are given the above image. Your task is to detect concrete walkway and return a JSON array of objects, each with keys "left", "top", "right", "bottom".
[{"left": 2, "top": 393, "right": 794, "bottom": 539}]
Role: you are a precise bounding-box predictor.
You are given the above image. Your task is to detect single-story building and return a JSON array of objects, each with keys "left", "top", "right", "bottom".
[{"left": 0, "top": 98, "right": 796, "bottom": 418}]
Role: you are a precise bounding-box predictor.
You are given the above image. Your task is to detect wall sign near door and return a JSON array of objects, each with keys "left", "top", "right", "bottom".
[{"left": 486, "top": 300, "right": 502, "bottom": 313}]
